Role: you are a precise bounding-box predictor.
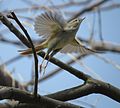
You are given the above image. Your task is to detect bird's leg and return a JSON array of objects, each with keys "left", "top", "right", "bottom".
[
  {"left": 40, "top": 52, "right": 48, "bottom": 75},
  {"left": 43, "top": 49, "right": 60, "bottom": 75},
  {"left": 42, "top": 53, "right": 51, "bottom": 75},
  {"left": 40, "top": 48, "right": 52, "bottom": 75}
]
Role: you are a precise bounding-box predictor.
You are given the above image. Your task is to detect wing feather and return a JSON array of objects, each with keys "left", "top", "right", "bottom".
[
  {"left": 60, "top": 38, "right": 95, "bottom": 55},
  {"left": 34, "top": 11, "right": 66, "bottom": 39}
]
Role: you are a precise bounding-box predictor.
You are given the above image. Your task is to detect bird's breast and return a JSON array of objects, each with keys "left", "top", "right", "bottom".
[{"left": 48, "top": 32, "right": 75, "bottom": 50}]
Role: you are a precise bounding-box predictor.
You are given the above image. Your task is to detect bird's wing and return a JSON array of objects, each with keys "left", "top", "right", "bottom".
[
  {"left": 34, "top": 11, "right": 66, "bottom": 39},
  {"left": 60, "top": 37, "right": 95, "bottom": 55}
]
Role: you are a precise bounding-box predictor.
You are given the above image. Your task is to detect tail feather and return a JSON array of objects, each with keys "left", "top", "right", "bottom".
[{"left": 20, "top": 42, "right": 46, "bottom": 55}]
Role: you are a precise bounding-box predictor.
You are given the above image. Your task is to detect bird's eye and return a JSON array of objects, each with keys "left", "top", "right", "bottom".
[{"left": 74, "top": 19, "right": 79, "bottom": 23}]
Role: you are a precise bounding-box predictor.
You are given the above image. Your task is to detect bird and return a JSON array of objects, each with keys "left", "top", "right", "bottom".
[{"left": 20, "top": 11, "right": 95, "bottom": 73}]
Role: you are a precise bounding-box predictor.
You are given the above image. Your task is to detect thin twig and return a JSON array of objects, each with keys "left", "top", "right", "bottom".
[
  {"left": 89, "top": 12, "right": 96, "bottom": 42},
  {"left": 94, "top": 54, "right": 120, "bottom": 71},
  {"left": 0, "top": 34, "right": 23, "bottom": 46},
  {"left": 98, "top": 8, "right": 104, "bottom": 42},
  {"left": 10, "top": 12, "right": 38, "bottom": 97},
  {"left": 0, "top": 55, "right": 23, "bottom": 66},
  {"left": 69, "top": 0, "right": 109, "bottom": 21}
]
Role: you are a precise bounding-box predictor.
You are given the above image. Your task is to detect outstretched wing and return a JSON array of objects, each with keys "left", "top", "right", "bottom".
[
  {"left": 34, "top": 11, "right": 66, "bottom": 39},
  {"left": 60, "top": 37, "right": 95, "bottom": 55}
]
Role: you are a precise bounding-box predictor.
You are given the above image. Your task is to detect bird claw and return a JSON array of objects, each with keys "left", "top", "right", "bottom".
[
  {"left": 40, "top": 64, "right": 43, "bottom": 76},
  {"left": 39, "top": 61, "right": 47, "bottom": 76}
]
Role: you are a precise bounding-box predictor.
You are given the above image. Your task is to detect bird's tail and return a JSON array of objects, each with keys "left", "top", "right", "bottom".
[{"left": 20, "top": 41, "right": 47, "bottom": 55}]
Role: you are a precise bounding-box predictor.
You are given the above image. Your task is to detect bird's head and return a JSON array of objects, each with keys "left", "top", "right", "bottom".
[{"left": 65, "top": 17, "right": 85, "bottom": 31}]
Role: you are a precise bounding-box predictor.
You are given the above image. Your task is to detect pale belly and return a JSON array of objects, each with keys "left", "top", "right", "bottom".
[{"left": 47, "top": 32, "right": 75, "bottom": 50}]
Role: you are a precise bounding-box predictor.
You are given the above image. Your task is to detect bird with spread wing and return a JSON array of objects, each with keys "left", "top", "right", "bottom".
[{"left": 20, "top": 11, "right": 95, "bottom": 73}]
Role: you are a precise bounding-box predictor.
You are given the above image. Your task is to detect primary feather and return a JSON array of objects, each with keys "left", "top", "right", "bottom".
[
  {"left": 60, "top": 38, "right": 95, "bottom": 55},
  {"left": 34, "top": 11, "right": 66, "bottom": 39}
]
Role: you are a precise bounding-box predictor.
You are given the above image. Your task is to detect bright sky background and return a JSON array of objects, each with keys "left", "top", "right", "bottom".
[{"left": 0, "top": 0, "right": 120, "bottom": 108}]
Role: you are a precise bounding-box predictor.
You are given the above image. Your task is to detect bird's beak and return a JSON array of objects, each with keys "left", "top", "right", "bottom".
[{"left": 81, "top": 17, "right": 85, "bottom": 22}]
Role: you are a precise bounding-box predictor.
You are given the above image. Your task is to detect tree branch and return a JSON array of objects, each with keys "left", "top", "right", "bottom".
[
  {"left": 46, "top": 78, "right": 120, "bottom": 103},
  {"left": 0, "top": 86, "right": 81, "bottom": 108}
]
